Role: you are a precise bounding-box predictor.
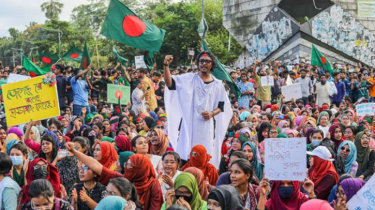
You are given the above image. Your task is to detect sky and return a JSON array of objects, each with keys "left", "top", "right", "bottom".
[{"left": 0, "top": 0, "right": 91, "bottom": 37}]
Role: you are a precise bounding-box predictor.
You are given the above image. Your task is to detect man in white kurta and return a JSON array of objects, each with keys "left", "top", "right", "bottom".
[
  {"left": 315, "top": 74, "right": 331, "bottom": 106},
  {"left": 163, "top": 52, "right": 232, "bottom": 167}
]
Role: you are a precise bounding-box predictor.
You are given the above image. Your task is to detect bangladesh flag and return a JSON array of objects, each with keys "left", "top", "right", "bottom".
[
  {"left": 38, "top": 51, "right": 59, "bottom": 65},
  {"left": 81, "top": 41, "right": 91, "bottom": 69},
  {"left": 101, "top": 0, "right": 165, "bottom": 52},
  {"left": 311, "top": 44, "right": 334, "bottom": 75},
  {"left": 23, "top": 55, "right": 50, "bottom": 77},
  {"left": 113, "top": 46, "right": 128, "bottom": 66},
  {"left": 144, "top": 51, "right": 154, "bottom": 70},
  {"left": 202, "top": 40, "right": 241, "bottom": 99},
  {"left": 62, "top": 46, "right": 82, "bottom": 62}
]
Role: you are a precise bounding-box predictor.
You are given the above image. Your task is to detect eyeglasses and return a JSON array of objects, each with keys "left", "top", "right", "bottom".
[
  {"left": 31, "top": 201, "right": 52, "bottom": 210},
  {"left": 199, "top": 59, "right": 212, "bottom": 64},
  {"left": 102, "top": 190, "right": 117, "bottom": 197},
  {"left": 79, "top": 166, "right": 89, "bottom": 171},
  {"left": 270, "top": 131, "right": 279, "bottom": 134},
  {"left": 340, "top": 147, "right": 350, "bottom": 153},
  {"left": 344, "top": 131, "right": 352, "bottom": 134},
  {"left": 33, "top": 164, "right": 48, "bottom": 170},
  {"left": 336, "top": 190, "right": 345, "bottom": 197}
]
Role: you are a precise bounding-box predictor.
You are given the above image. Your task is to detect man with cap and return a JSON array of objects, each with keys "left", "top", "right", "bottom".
[
  {"left": 151, "top": 71, "right": 165, "bottom": 107},
  {"left": 71, "top": 66, "right": 90, "bottom": 116},
  {"left": 163, "top": 51, "right": 232, "bottom": 167},
  {"left": 296, "top": 69, "right": 313, "bottom": 105}
]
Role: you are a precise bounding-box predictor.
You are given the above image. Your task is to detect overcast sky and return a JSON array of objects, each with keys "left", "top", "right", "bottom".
[{"left": 0, "top": 0, "right": 91, "bottom": 37}]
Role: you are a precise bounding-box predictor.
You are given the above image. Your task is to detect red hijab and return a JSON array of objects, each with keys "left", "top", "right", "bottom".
[
  {"left": 329, "top": 124, "right": 343, "bottom": 149},
  {"left": 181, "top": 145, "right": 219, "bottom": 185},
  {"left": 115, "top": 135, "right": 132, "bottom": 152},
  {"left": 265, "top": 181, "right": 308, "bottom": 210},
  {"left": 183, "top": 167, "right": 209, "bottom": 201},
  {"left": 97, "top": 141, "right": 118, "bottom": 168},
  {"left": 309, "top": 156, "right": 339, "bottom": 186},
  {"left": 20, "top": 158, "right": 61, "bottom": 204},
  {"left": 124, "top": 154, "right": 157, "bottom": 204}
]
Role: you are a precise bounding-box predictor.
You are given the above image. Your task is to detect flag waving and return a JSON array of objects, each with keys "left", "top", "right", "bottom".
[
  {"left": 113, "top": 46, "right": 128, "bottom": 66},
  {"left": 311, "top": 44, "right": 334, "bottom": 75},
  {"left": 38, "top": 51, "right": 59, "bottom": 65},
  {"left": 101, "top": 0, "right": 165, "bottom": 52},
  {"left": 23, "top": 55, "right": 50, "bottom": 77},
  {"left": 62, "top": 46, "right": 82, "bottom": 62},
  {"left": 81, "top": 41, "right": 91, "bottom": 69}
]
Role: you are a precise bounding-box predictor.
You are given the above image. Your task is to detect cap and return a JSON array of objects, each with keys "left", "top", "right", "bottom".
[{"left": 306, "top": 146, "right": 334, "bottom": 161}]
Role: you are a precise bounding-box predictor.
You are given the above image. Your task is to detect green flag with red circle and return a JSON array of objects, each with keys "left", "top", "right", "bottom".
[
  {"left": 38, "top": 51, "right": 59, "bottom": 65},
  {"left": 81, "top": 41, "right": 91, "bottom": 69},
  {"left": 62, "top": 46, "right": 82, "bottom": 62},
  {"left": 311, "top": 44, "right": 334, "bottom": 75},
  {"left": 101, "top": 0, "right": 165, "bottom": 52}
]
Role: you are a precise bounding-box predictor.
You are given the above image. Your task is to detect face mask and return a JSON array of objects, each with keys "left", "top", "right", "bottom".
[
  {"left": 33, "top": 167, "right": 48, "bottom": 179},
  {"left": 10, "top": 156, "right": 23, "bottom": 166},
  {"left": 175, "top": 195, "right": 192, "bottom": 203},
  {"left": 311, "top": 140, "right": 321, "bottom": 147},
  {"left": 279, "top": 186, "right": 294, "bottom": 199}
]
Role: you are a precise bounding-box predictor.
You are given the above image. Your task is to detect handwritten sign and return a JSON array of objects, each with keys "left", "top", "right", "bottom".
[
  {"left": 356, "top": 103, "right": 375, "bottom": 117},
  {"left": 107, "top": 84, "right": 130, "bottom": 105},
  {"left": 265, "top": 138, "right": 306, "bottom": 181},
  {"left": 134, "top": 55, "right": 146, "bottom": 69},
  {"left": 261, "top": 76, "right": 274, "bottom": 86},
  {"left": 347, "top": 175, "right": 375, "bottom": 210},
  {"left": 281, "top": 83, "right": 302, "bottom": 101},
  {"left": 3, "top": 75, "right": 60, "bottom": 126}
]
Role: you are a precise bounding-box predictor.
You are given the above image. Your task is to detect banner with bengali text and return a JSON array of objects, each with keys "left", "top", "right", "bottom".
[{"left": 3, "top": 75, "right": 60, "bottom": 126}]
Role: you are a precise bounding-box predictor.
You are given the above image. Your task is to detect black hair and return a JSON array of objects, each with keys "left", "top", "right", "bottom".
[
  {"left": 0, "top": 121, "right": 7, "bottom": 131},
  {"left": 230, "top": 151, "right": 247, "bottom": 160},
  {"left": 310, "top": 129, "right": 324, "bottom": 138},
  {"left": 39, "top": 134, "right": 58, "bottom": 161},
  {"left": 29, "top": 179, "right": 54, "bottom": 202},
  {"left": 263, "top": 113, "right": 272, "bottom": 121},
  {"left": 162, "top": 151, "right": 181, "bottom": 168},
  {"left": 137, "top": 68, "right": 148, "bottom": 74},
  {"left": 10, "top": 142, "right": 28, "bottom": 155},
  {"left": 333, "top": 72, "right": 340, "bottom": 77},
  {"left": 94, "top": 122, "right": 104, "bottom": 133},
  {"left": 319, "top": 74, "right": 326, "bottom": 78},
  {"left": 337, "top": 174, "right": 354, "bottom": 186},
  {"left": 230, "top": 158, "right": 254, "bottom": 182},
  {"left": 100, "top": 70, "right": 107, "bottom": 76},
  {"left": 48, "top": 118, "right": 63, "bottom": 131},
  {"left": 196, "top": 51, "right": 217, "bottom": 70},
  {"left": 240, "top": 72, "right": 247, "bottom": 77},
  {"left": 345, "top": 126, "right": 358, "bottom": 136},
  {"left": 0, "top": 153, "right": 12, "bottom": 175},
  {"left": 289, "top": 72, "right": 296, "bottom": 76},
  {"left": 312, "top": 108, "right": 319, "bottom": 114},
  {"left": 109, "top": 177, "right": 140, "bottom": 206},
  {"left": 116, "top": 127, "right": 129, "bottom": 136},
  {"left": 72, "top": 136, "right": 89, "bottom": 151},
  {"left": 131, "top": 135, "right": 146, "bottom": 148},
  {"left": 73, "top": 68, "right": 80, "bottom": 76}
]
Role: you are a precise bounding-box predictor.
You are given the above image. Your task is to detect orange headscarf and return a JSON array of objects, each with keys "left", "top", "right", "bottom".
[
  {"left": 183, "top": 167, "right": 209, "bottom": 201},
  {"left": 149, "top": 128, "right": 169, "bottom": 156},
  {"left": 181, "top": 145, "right": 219, "bottom": 185},
  {"left": 97, "top": 141, "right": 118, "bottom": 169},
  {"left": 124, "top": 154, "right": 157, "bottom": 204},
  {"left": 309, "top": 156, "right": 339, "bottom": 186},
  {"left": 271, "top": 104, "right": 279, "bottom": 113}
]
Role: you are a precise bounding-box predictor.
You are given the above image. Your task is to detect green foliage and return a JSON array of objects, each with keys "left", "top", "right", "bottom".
[{"left": 40, "top": 0, "right": 64, "bottom": 20}]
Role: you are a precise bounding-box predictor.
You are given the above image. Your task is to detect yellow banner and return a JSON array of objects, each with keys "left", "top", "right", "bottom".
[
  {"left": 3, "top": 75, "right": 60, "bottom": 126},
  {"left": 358, "top": 0, "right": 375, "bottom": 17}
]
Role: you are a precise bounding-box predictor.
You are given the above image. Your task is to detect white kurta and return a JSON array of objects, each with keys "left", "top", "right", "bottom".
[
  {"left": 131, "top": 88, "right": 146, "bottom": 115},
  {"left": 164, "top": 73, "right": 232, "bottom": 167},
  {"left": 316, "top": 82, "right": 330, "bottom": 107}
]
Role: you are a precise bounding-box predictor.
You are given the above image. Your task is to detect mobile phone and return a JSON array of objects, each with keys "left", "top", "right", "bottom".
[
  {"left": 147, "top": 86, "right": 150, "bottom": 90},
  {"left": 58, "top": 150, "right": 68, "bottom": 157}
]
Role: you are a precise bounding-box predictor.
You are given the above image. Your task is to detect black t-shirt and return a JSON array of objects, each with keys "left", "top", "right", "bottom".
[{"left": 56, "top": 75, "right": 67, "bottom": 98}]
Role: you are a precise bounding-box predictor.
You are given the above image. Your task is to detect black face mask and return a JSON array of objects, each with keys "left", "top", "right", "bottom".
[
  {"left": 33, "top": 167, "right": 48, "bottom": 179},
  {"left": 175, "top": 195, "right": 192, "bottom": 203}
]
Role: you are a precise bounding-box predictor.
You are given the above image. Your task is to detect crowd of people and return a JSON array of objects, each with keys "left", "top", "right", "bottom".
[{"left": 0, "top": 51, "right": 373, "bottom": 210}]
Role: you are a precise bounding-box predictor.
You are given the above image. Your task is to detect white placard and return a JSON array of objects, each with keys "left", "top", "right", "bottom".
[
  {"left": 265, "top": 138, "right": 306, "bottom": 181},
  {"left": 134, "top": 55, "right": 147, "bottom": 69},
  {"left": 281, "top": 83, "right": 302, "bottom": 101},
  {"left": 7, "top": 73, "right": 30, "bottom": 84},
  {"left": 261, "top": 76, "right": 274, "bottom": 86},
  {"left": 356, "top": 103, "right": 375, "bottom": 117},
  {"left": 347, "top": 175, "right": 375, "bottom": 210}
]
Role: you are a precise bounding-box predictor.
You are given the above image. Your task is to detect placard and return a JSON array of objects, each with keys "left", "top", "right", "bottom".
[
  {"left": 281, "top": 83, "right": 302, "bottom": 101},
  {"left": 356, "top": 103, "right": 375, "bottom": 117},
  {"left": 347, "top": 175, "right": 375, "bottom": 210},
  {"left": 7, "top": 73, "right": 30, "bottom": 84},
  {"left": 3, "top": 75, "right": 60, "bottom": 126},
  {"left": 261, "top": 76, "right": 274, "bottom": 86},
  {"left": 265, "top": 138, "right": 306, "bottom": 181},
  {"left": 134, "top": 55, "right": 147, "bottom": 69},
  {"left": 358, "top": 0, "right": 375, "bottom": 17},
  {"left": 107, "top": 84, "right": 130, "bottom": 105}
]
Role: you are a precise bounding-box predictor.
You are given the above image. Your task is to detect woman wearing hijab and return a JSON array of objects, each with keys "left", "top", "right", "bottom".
[
  {"left": 184, "top": 167, "right": 210, "bottom": 201},
  {"left": 219, "top": 133, "right": 248, "bottom": 175},
  {"left": 124, "top": 154, "right": 163, "bottom": 210},
  {"left": 355, "top": 131, "right": 375, "bottom": 180},
  {"left": 332, "top": 178, "right": 365, "bottom": 207},
  {"left": 19, "top": 158, "right": 62, "bottom": 205},
  {"left": 242, "top": 142, "right": 263, "bottom": 181},
  {"left": 329, "top": 124, "right": 344, "bottom": 150},
  {"left": 115, "top": 135, "right": 132, "bottom": 153},
  {"left": 239, "top": 111, "right": 250, "bottom": 121},
  {"left": 337, "top": 141, "right": 358, "bottom": 175},
  {"left": 162, "top": 173, "right": 207, "bottom": 210},
  {"left": 149, "top": 128, "right": 173, "bottom": 156},
  {"left": 181, "top": 145, "right": 219, "bottom": 186},
  {"left": 208, "top": 185, "right": 245, "bottom": 210},
  {"left": 300, "top": 199, "right": 334, "bottom": 210},
  {"left": 317, "top": 111, "right": 330, "bottom": 137},
  {"left": 95, "top": 196, "right": 128, "bottom": 210},
  {"left": 257, "top": 180, "right": 309, "bottom": 210},
  {"left": 94, "top": 141, "right": 118, "bottom": 171},
  {"left": 118, "top": 151, "right": 134, "bottom": 174},
  {"left": 307, "top": 146, "right": 339, "bottom": 199}
]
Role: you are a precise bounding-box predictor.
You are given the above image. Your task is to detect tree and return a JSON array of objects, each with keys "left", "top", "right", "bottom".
[{"left": 40, "top": 0, "right": 64, "bottom": 20}]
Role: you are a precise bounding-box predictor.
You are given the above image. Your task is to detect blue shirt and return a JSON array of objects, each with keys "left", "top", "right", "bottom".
[
  {"left": 237, "top": 81, "right": 254, "bottom": 109},
  {"left": 71, "top": 77, "right": 89, "bottom": 106},
  {"left": 331, "top": 81, "right": 346, "bottom": 103}
]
